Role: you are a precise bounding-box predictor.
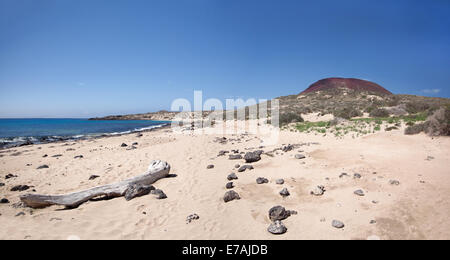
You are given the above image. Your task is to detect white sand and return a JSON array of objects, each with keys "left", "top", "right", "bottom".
[{"left": 0, "top": 124, "right": 449, "bottom": 240}]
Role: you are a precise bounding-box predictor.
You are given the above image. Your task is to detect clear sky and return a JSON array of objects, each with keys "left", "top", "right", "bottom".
[{"left": 0, "top": 0, "right": 449, "bottom": 118}]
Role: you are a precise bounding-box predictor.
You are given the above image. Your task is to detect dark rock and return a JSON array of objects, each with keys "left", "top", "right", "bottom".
[
  {"left": 281, "top": 144, "right": 294, "bottom": 152},
  {"left": 223, "top": 190, "right": 240, "bottom": 203},
  {"left": 206, "top": 165, "right": 214, "bottom": 169},
  {"left": 74, "top": 155, "right": 84, "bottom": 159},
  {"left": 228, "top": 154, "right": 243, "bottom": 160},
  {"left": 244, "top": 151, "right": 261, "bottom": 163},
  {"left": 218, "top": 150, "right": 229, "bottom": 156},
  {"left": 66, "top": 148, "right": 75, "bottom": 151},
  {"left": 186, "top": 214, "right": 200, "bottom": 224},
  {"left": 124, "top": 184, "right": 155, "bottom": 201},
  {"left": 295, "top": 154, "right": 306, "bottom": 159},
  {"left": 279, "top": 188, "right": 290, "bottom": 197},
  {"left": 37, "top": 165, "right": 49, "bottom": 169},
  {"left": 354, "top": 189, "right": 365, "bottom": 196},
  {"left": 310, "top": 186, "right": 326, "bottom": 196},
  {"left": 11, "top": 185, "right": 30, "bottom": 192},
  {"left": 52, "top": 154, "right": 63, "bottom": 158},
  {"left": 121, "top": 143, "right": 128, "bottom": 147},
  {"left": 237, "top": 165, "right": 254, "bottom": 173},
  {"left": 267, "top": 220, "right": 287, "bottom": 235},
  {"left": 227, "top": 173, "right": 238, "bottom": 181},
  {"left": 226, "top": 182, "right": 234, "bottom": 189},
  {"left": 332, "top": 220, "right": 345, "bottom": 229},
  {"left": 339, "top": 173, "right": 348, "bottom": 178},
  {"left": 132, "top": 142, "right": 138, "bottom": 146},
  {"left": 15, "top": 212, "right": 25, "bottom": 217},
  {"left": 0, "top": 198, "right": 9, "bottom": 204},
  {"left": 353, "top": 173, "right": 362, "bottom": 179},
  {"left": 370, "top": 220, "right": 377, "bottom": 224},
  {"left": 275, "top": 179, "right": 285, "bottom": 185},
  {"left": 0, "top": 183, "right": 4, "bottom": 187},
  {"left": 136, "top": 133, "right": 143, "bottom": 137},
  {"left": 234, "top": 164, "right": 240, "bottom": 168},
  {"left": 89, "top": 175, "right": 100, "bottom": 180},
  {"left": 5, "top": 174, "right": 17, "bottom": 179},
  {"left": 256, "top": 177, "right": 269, "bottom": 184},
  {"left": 151, "top": 189, "right": 167, "bottom": 199},
  {"left": 389, "top": 180, "right": 400, "bottom": 185},
  {"left": 269, "top": 206, "right": 291, "bottom": 221},
  {"left": 42, "top": 154, "right": 48, "bottom": 158}
]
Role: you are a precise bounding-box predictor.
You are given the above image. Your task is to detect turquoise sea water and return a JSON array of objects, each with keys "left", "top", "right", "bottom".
[{"left": 0, "top": 118, "right": 169, "bottom": 148}]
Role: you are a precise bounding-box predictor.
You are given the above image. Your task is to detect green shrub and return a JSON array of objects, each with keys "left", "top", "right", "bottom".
[
  {"left": 369, "top": 108, "right": 390, "bottom": 118},
  {"left": 280, "top": 113, "right": 304, "bottom": 125},
  {"left": 405, "top": 123, "right": 426, "bottom": 135},
  {"left": 334, "top": 107, "right": 363, "bottom": 120}
]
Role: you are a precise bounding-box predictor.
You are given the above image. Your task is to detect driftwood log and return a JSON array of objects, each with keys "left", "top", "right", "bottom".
[{"left": 20, "top": 160, "right": 170, "bottom": 209}]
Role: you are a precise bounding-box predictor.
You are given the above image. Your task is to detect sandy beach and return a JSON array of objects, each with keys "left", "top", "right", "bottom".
[{"left": 1, "top": 122, "right": 449, "bottom": 240}]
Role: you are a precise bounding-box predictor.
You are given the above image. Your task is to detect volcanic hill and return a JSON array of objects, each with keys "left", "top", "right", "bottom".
[{"left": 301, "top": 77, "right": 393, "bottom": 95}]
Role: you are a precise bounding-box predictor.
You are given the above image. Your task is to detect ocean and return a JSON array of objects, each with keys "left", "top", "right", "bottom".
[{"left": 0, "top": 118, "right": 170, "bottom": 148}]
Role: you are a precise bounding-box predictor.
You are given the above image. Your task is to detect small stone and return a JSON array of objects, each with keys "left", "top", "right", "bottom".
[
  {"left": 223, "top": 190, "right": 240, "bottom": 203},
  {"left": 279, "top": 188, "right": 290, "bottom": 197},
  {"left": 310, "top": 185, "right": 326, "bottom": 196},
  {"left": 354, "top": 189, "right": 365, "bottom": 196},
  {"left": 89, "top": 175, "right": 100, "bottom": 180},
  {"left": 186, "top": 214, "right": 200, "bottom": 224},
  {"left": 238, "top": 165, "right": 254, "bottom": 173},
  {"left": 42, "top": 154, "right": 48, "bottom": 158},
  {"left": 121, "top": 143, "right": 128, "bottom": 147},
  {"left": 256, "top": 177, "right": 269, "bottom": 184},
  {"left": 151, "top": 189, "right": 167, "bottom": 199},
  {"left": 0, "top": 198, "right": 10, "bottom": 204},
  {"left": 267, "top": 220, "right": 287, "bottom": 235},
  {"left": 275, "top": 179, "right": 285, "bottom": 185},
  {"left": 124, "top": 184, "right": 155, "bottom": 201},
  {"left": 372, "top": 200, "right": 379, "bottom": 204},
  {"left": 339, "top": 173, "right": 348, "bottom": 178},
  {"left": 132, "top": 142, "right": 138, "bottom": 146},
  {"left": 52, "top": 154, "right": 63, "bottom": 158},
  {"left": 226, "top": 182, "right": 234, "bottom": 189},
  {"left": 370, "top": 220, "right": 377, "bottom": 224},
  {"left": 332, "top": 220, "right": 345, "bottom": 229},
  {"left": 234, "top": 164, "right": 240, "bottom": 169},
  {"left": 227, "top": 173, "right": 238, "bottom": 181},
  {"left": 295, "top": 154, "right": 306, "bottom": 159},
  {"left": 228, "top": 154, "right": 243, "bottom": 160},
  {"left": 354, "top": 173, "right": 362, "bottom": 179},
  {"left": 11, "top": 185, "right": 30, "bottom": 192},
  {"left": 74, "top": 155, "right": 84, "bottom": 159},
  {"left": 0, "top": 183, "right": 4, "bottom": 187},
  {"left": 268, "top": 206, "right": 291, "bottom": 221},
  {"left": 37, "top": 165, "right": 49, "bottom": 169},
  {"left": 281, "top": 144, "right": 294, "bottom": 152},
  {"left": 5, "top": 174, "right": 17, "bottom": 179},
  {"left": 206, "top": 165, "right": 214, "bottom": 169},
  {"left": 15, "top": 212, "right": 25, "bottom": 217},
  {"left": 389, "top": 180, "right": 400, "bottom": 185}
]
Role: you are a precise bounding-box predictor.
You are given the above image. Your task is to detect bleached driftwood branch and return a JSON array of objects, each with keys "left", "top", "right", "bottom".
[{"left": 20, "top": 160, "right": 171, "bottom": 209}]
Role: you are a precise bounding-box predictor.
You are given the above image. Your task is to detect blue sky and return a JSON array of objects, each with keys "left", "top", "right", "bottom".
[{"left": 0, "top": 0, "right": 449, "bottom": 118}]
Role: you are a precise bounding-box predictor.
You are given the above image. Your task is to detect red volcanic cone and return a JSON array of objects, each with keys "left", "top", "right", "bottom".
[{"left": 301, "top": 78, "right": 392, "bottom": 95}]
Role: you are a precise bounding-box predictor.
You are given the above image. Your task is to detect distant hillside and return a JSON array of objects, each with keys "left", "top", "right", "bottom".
[{"left": 301, "top": 77, "right": 392, "bottom": 95}]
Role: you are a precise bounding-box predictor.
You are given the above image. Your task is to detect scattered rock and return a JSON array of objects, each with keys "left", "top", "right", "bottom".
[
  {"left": 206, "top": 165, "right": 214, "bottom": 169},
  {"left": 124, "top": 184, "right": 155, "bottom": 201},
  {"left": 0, "top": 198, "right": 9, "bottom": 204},
  {"left": 281, "top": 144, "right": 294, "bottom": 152},
  {"left": 310, "top": 185, "right": 326, "bottom": 196},
  {"left": 339, "top": 173, "right": 348, "bottom": 178},
  {"left": 234, "top": 164, "right": 240, "bottom": 169},
  {"left": 370, "top": 220, "right": 377, "bottom": 224},
  {"left": 223, "top": 190, "right": 240, "bottom": 203},
  {"left": 389, "top": 180, "right": 400, "bottom": 185},
  {"left": 218, "top": 150, "right": 229, "bottom": 156},
  {"left": 66, "top": 148, "right": 75, "bottom": 151},
  {"left": 0, "top": 183, "right": 4, "bottom": 187},
  {"left": 244, "top": 151, "right": 261, "bottom": 163},
  {"left": 11, "top": 185, "right": 30, "bottom": 192},
  {"left": 332, "top": 220, "right": 345, "bottom": 229},
  {"left": 136, "top": 133, "right": 143, "bottom": 137},
  {"left": 15, "top": 212, "right": 25, "bottom": 217},
  {"left": 267, "top": 220, "right": 287, "bottom": 235},
  {"left": 120, "top": 143, "right": 128, "bottom": 147},
  {"left": 269, "top": 206, "right": 291, "bottom": 221},
  {"left": 52, "top": 154, "right": 63, "bottom": 158},
  {"left": 275, "top": 179, "right": 285, "bottom": 185},
  {"left": 186, "top": 214, "right": 200, "bottom": 224},
  {"left": 132, "top": 142, "right": 138, "bottom": 146},
  {"left": 42, "top": 154, "right": 48, "bottom": 158},
  {"left": 256, "top": 177, "right": 269, "bottom": 184},
  {"left": 426, "top": 156, "right": 434, "bottom": 161},
  {"left": 354, "top": 189, "right": 365, "bottom": 196},
  {"left": 237, "top": 165, "right": 254, "bottom": 173},
  {"left": 74, "top": 155, "right": 84, "bottom": 159},
  {"left": 227, "top": 173, "right": 238, "bottom": 181},
  {"left": 5, "top": 174, "right": 17, "bottom": 179},
  {"left": 151, "top": 189, "right": 167, "bottom": 199},
  {"left": 228, "top": 154, "right": 243, "bottom": 160},
  {"left": 226, "top": 182, "right": 234, "bottom": 189},
  {"left": 37, "top": 165, "right": 49, "bottom": 169},
  {"left": 294, "top": 154, "right": 306, "bottom": 159},
  {"left": 353, "top": 173, "right": 362, "bottom": 179},
  {"left": 88, "top": 175, "right": 100, "bottom": 180},
  {"left": 279, "top": 188, "right": 290, "bottom": 197}
]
